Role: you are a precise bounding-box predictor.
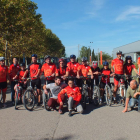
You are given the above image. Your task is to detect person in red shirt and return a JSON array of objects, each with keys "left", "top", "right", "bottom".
[
  {"left": 124, "top": 56, "right": 139, "bottom": 89},
  {"left": 111, "top": 50, "right": 124, "bottom": 103},
  {"left": 137, "top": 57, "right": 140, "bottom": 84},
  {"left": 41, "top": 55, "right": 56, "bottom": 84},
  {"left": 55, "top": 58, "right": 69, "bottom": 82},
  {"left": 13, "top": 63, "right": 28, "bottom": 103},
  {"left": 77, "top": 57, "right": 93, "bottom": 102},
  {"left": 23, "top": 54, "right": 42, "bottom": 106},
  {"left": 100, "top": 61, "right": 113, "bottom": 104},
  {"left": 8, "top": 58, "right": 20, "bottom": 105},
  {"left": 67, "top": 54, "right": 80, "bottom": 86},
  {"left": 58, "top": 78, "right": 83, "bottom": 117},
  {"left": 0, "top": 57, "right": 9, "bottom": 107}
]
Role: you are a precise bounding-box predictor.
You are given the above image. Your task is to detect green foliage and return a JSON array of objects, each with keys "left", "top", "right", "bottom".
[{"left": 0, "top": 0, "right": 65, "bottom": 60}]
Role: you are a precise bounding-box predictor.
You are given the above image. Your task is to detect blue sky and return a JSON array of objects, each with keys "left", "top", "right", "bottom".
[{"left": 32, "top": 0, "right": 140, "bottom": 57}]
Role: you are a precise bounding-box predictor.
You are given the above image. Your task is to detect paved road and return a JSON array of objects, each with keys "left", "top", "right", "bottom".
[{"left": 0, "top": 86, "right": 140, "bottom": 140}]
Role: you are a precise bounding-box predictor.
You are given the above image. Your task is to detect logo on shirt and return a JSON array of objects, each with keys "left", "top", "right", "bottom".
[
  {"left": 50, "top": 66, "right": 52, "bottom": 68},
  {"left": 73, "top": 88, "right": 75, "bottom": 91}
]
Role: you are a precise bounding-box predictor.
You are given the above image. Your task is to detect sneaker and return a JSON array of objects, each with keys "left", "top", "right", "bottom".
[
  {"left": 59, "top": 109, "right": 63, "bottom": 114},
  {"left": 2, "top": 103, "right": 7, "bottom": 108},
  {"left": 68, "top": 110, "right": 72, "bottom": 117},
  {"left": 36, "top": 102, "right": 41, "bottom": 106},
  {"left": 114, "top": 100, "right": 117, "bottom": 104}
]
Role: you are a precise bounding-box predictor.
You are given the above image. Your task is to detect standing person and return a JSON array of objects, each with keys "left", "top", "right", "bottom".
[
  {"left": 23, "top": 54, "right": 42, "bottom": 106},
  {"left": 122, "top": 80, "right": 140, "bottom": 113},
  {"left": 41, "top": 55, "right": 56, "bottom": 84},
  {"left": 124, "top": 56, "right": 139, "bottom": 89},
  {"left": 0, "top": 57, "right": 9, "bottom": 107},
  {"left": 55, "top": 58, "right": 69, "bottom": 82},
  {"left": 137, "top": 57, "right": 140, "bottom": 84},
  {"left": 111, "top": 50, "right": 124, "bottom": 104},
  {"left": 77, "top": 57, "right": 93, "bottom": 102},
  {"left": 8, "top": 58, "right": 20, "bottom": 105},
  {"left": 43, "top": 76, "right": 67, "bottom": 113},
  {"left": 67, "top": 54, "right": 80, "bottom": 85},
  {"left": 58, "top": 78, "right": 83, "bottom": 117}
]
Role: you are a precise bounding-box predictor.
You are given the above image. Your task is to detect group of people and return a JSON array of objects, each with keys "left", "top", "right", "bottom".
[{"left": 0, "top": 50, "right": 140, "bottom": 116}]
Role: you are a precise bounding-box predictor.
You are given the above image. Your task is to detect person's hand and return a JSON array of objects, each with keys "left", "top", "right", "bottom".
[
  {"left": 122, "top": 107, "right": 128, "bottom": 113},
  {"left": 133, "top": 93, "right": 138, "bottom": 98},
  {"left": 77, "top": 75, "right": 80, "bottom": 79},
  {"left": 51, "top": 73, "right": 55, "bottom": 77},
  {"left": 44, "top": 89, "right": 48, "bottom": 95},
  {"left": 91, "top": 75, "right": 93, "bottom": 79},
  {"left": 60, "top": 102, "right": 63, "bottom": 106},
  {"left": 13, "top": 77, "right": 15, "bottom": 80},
  {"left": 24, "top": 81, "right": 27, "bottom": 84}
]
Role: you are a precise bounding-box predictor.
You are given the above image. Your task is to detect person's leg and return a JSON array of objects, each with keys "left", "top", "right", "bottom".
[
  {"left": 129, "top": 98, "right": 137, "bottom": 108},
  {"left": 68, "top": 96, "right": 74, "bottom": 111},
  {"left": 2, "top": 88, "right": 7, "bottom": 104},
  {"left": 57, "top": 94, "right": 65, "bottom": 110},
  {"left": 11, "top": 81, "right": 16, "bottom": 103},
  {"left": 137, "top": 96, "right": 140, "bottom": 111},
  {"left": 113, "top": 78, "right": 119, "bottom": 103},
  {"left": 76, "top": 103, "right": 83, "bottom": 114},
  {"left": 47, "top": 98, "right": 57, "bottom": 109}
]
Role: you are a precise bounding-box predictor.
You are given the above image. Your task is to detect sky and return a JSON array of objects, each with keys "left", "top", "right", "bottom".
[{"left": 32, "top": 0, "right": 140, "bottom": 57}]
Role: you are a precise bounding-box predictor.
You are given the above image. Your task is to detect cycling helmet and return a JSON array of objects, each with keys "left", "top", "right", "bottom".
[
  {"left": 126, "top": 56, "right": 132, "bottom": 60},
  {"left": 70, "top": 54, "right": 76, "bottom": 59},
  {"left": 0, "top": 57, "right": 5, "bottom": 61},
  {"left": 103, "top": 61, "right": 109, "bottom": 66},
  {"left": 31, "top": 54, "right": 37, "bottom": 58},
  {"left": 20, "top": 63, "right": 25, "bottom": 67},
  {"left": 92, "top": 61, "right": 98, "bottom": 68},
  {"left": 116, "top": 50, "right": 122, "bottom": 55},
  {"left": 44, "top": 55, "right": 51, "bottom": 60},
  {"left": 81, "top": 57, "right": 87, "bottom": 62},
  {"left": 59, "top": 58, "right": 65, "bottom": 63}
]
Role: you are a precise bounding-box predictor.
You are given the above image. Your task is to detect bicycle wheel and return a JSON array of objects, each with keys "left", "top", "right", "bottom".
[
  {"left": 82, "top": 90, "right": 87, "bottom": 109},
  {"left": 15, "top": 90, "right": 19, "bottom": 110},
  {"left": 93, "top": 86, "right": 100, "bottom": 106},
  {"left": 23, "top": 90, "right": 35, "bottom": 111},
  {"left": 105, "top": 85, "right": 111, "bottom": 106},
  {"left": 43, "top": 91, "right": 51, "bottom": 110}
]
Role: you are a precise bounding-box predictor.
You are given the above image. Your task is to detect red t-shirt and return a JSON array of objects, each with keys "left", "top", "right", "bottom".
[
  {"left": 78, "top": 65, "right": 91, "bottom": 77},
  {"left": 41, "top": 63, "right": 56, "bottom": 80},
  {"left": 124, "top": 64, "right": 135, "bottom": 75},
  {"left": 137, "top": 57, "right": 140, "bottom": 73},
  {"left": 28, "top": 63, "right": 42, "bottom": 80},
  {"left": 58, "top": 86, "right": 81, "bottom": 105},
  {"left": 101, "top": 68, "right": 111, "bottom": 83},
  {"left": 111, "top": 58, "right": 124, "bottom": 75},
  {"left": 0, "top": 65, "right": 8, "bottom": 82},
  {"left": 55, "top": 66, "right": 69, "bottom": 77},
  {"left": 17, "top": 70, "right": 27, "bottom": 82},
  {"left": 67, "top": 62, "right": 80, "bottom": 77},
  {"left": 8, "top": 64, "right": 20, "bottom": 81}
]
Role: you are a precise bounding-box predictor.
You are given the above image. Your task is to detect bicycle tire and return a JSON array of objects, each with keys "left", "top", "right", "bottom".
[
  {"left": 23, "top": 90, "right": 35, "bottom": 111},
  {"left": 15, "top": 91, "right": 18, "bottom": 110},
  {"left": 93, "top": 86, "right": 100, "bottom": 106},
  {"left": 82, "top": 90, "right": 87, "bottom": 109},
  {"left": 105, "top": 85, "right": 111, "bottom": 106}
]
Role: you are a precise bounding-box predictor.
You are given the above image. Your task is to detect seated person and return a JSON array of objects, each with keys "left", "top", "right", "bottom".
[
  {"left": 122, "top": 80, "right": 140, "bottom": 113},
  {"left": 58, "top": 78, "right": 83, "bottom": 117},
  {"left": 13, "top": 63, "right": 27, "bottom": 103},
  {"left": 43, "top": 76, "right": 67, "bottom": 114},
  {"left": 100, "top": 61, "right": 113, "bottom": 104}
]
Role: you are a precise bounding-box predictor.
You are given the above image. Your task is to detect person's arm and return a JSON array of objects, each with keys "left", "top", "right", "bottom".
[
  {"left": 77, "top": 66, "right": 81, "bottom": 78},
  {"left": 122, "top": 98, "right": 129, "bottom": 113},
  {"left": 58, "top": 88, "right": 67, "bottom": 104},
  {"left": 55, "top": 68, "right": 59, "bottom": 76},
  {"left": 89, "top": 68, "right": 93, "bottom": 79},
  {"left": 74, "top": 88, "right": 82, "bottom": 106},
  {"left": 34, "top": 64, "right": 42, "bottom": 78}
]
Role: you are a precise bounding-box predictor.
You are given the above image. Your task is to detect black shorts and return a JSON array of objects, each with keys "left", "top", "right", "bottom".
[
  {"left": 31, "top": 78, "right": 41, "bottom": 89},
  {"left": 0, "top": 82, "right": 7, "bottom": 89},
  {"left": 19, "top": 83, "right": 27, "bottom": 90},
  {"left": 100, "top": 82, "right": 111, "bottom": 89}
]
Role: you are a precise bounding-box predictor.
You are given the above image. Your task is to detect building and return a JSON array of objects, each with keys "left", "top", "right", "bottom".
[{"left": 113, "top": 40, "right": 140, "bottom": 62}]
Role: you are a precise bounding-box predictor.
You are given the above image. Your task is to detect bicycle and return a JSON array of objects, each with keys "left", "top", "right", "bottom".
[
  {"left": 23, "top": 78, "right": 40, "bottom": 111},
  {"left": 115, "top": 74, "right": 126, "bottom": 106},
  {"left": 79, "top": 75, "right": 91, "bottom": 109},
  {"left": 92, "top": 78, "right": 100, "bottom": 106},
  {"left": 101, "top": 74, "right": 113, "bottom": 106},
  {"left": 43, "top": 76, "right": 52, "bottom": 110},
  {"left": 14, "top": 79, "right": 24, "bottom": 110}
]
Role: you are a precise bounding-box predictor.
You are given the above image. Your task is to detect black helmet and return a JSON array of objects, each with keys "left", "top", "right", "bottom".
[
  {"left": 103, "top": 61, "right": 109, "bottom": 66},
  {"left": 20, "top": 63, "right": 25, "bottom": 67},
  {"left": 126, "top": 56, "right": 132, "bottom": 60},
  {"left": 70, "top": 54, "right": 76, "bottom": 59},
  {"left": 81, "top": 57, "right": 87, "bottom": 62},
  {"left": 44, "top": 55, "right": 51, "bottom": 60},
  {"left": 116, "top": 50, "right": 122, "bottom": 55},
  {"left": 31, "top": 54, "right": 37, "bottom": 58}
]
